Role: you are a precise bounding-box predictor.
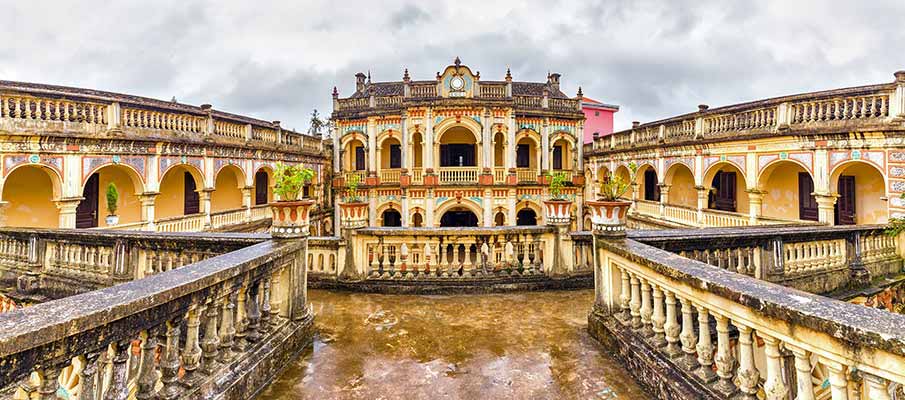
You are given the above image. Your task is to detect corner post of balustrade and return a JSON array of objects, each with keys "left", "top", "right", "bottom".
[
  {"left": 891, "top": 70, "right": 905, "bottom": 121},
  {"left": 845, "top": 230, "right": 871, "bottom": 287},
  {"left": 16, "top": 234, "right": 45, "bottom": 295},
  {"left": 694, "top": 104, "right": 708, "bottom": 139},
  {"left": 201, "top": 104, "right": 214, "bottom": 136},
  {"left": 106, "top": 102, "right": 122, "bottom": 132},
  {"left": 587, "top": 199, "right": 630, "bottom": 315},
  {"left": 56, "top": 197, "right": 83, "bottom": 229},
  {"left": 241, "top": 186, "right": 254, "bottom": 223},
  {"left": 694, "top": 186, "right": 708, "bottom": 225},
  {"left": 271, "top": 203, "right": 313, "bottom": 323},
  {"left": 758, "top": 237, "right": 784, "bottom": 280},
  {"left": 199, "top": 189, "right": 214, "bottom": 228},
  {"left": 814, "top": 193, "right": 838, "bottom": 226},
  {"left": 776, "top": 102, "right": 791, "bottom": 130},
  {"left": 138, "top": 192, "right": 158, "bottom": 231},
  {"left": 658, "top": 184, "right": 670, "bottom": 215},
  {"left": 746, "top": 189, "right": 764, "bottom": 225}
]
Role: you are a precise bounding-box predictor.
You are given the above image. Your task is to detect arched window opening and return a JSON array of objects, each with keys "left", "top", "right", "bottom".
[
  {"left": 439, "top": 208, "right": 478, "bottom": 227},
  {"left": 516, "top": 208, "right": 537, "bottom": 226},
  {"left": 382, "top": 209, "right": 402, "bottom": 227}
]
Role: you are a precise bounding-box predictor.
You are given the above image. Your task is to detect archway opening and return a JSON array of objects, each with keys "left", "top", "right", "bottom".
[
  {"left": 412, "top": 212, "right": 423, "bottom": 227},
  {"left": 254, "top": 169, "right": 272, "bottom": 205},
  {"left": 705, "top": 164, "right": 748, "bottom": 214},
  {"left": 493, "top": 131, "right": 505, "bottom": 167},
  {"left": 382, "top": 208, "right": 402, "bottom": 227},
  {"left": 212, "top": 166, "right": 244, "bottom": 212},
  {"left": 157, "top": 165, "right": 202, "bottom": 219},
  {"left": 516, "top": 136, "right": 538, "bottom": 170},
  {"left": 380, "top": 137, "right": 402, "bottom": 170},
  {"left": 344, "top": 138, "right": 366, "bottom": 171},
  {"left": 2, "top": 165, "right": 60, "bottom": 228},
  {"left": 664, "top": 164, "right": 696, "bottom": 208},
  {"left": 411, "top": 132, "right": 423, "bottom": 168},
  {"left": 77, "top": 165, "right": 142, "bottom": 228},
  {"left": 759, "top": 161, "right": 817, "bottom": 221},
  {"left": 439, "top": 126, "right": 477, "bottom": 167},
  {"left": 832, "top": 162, "right": 886, "bottom": 225},
  {"left": 494, "top": 211, "right": 506, "bottom": 226},
  {"left": 516, "top": 208, "right": 538, "bottom": 226},
  {"left": 439, "top": 207, "right": 478, "bottom": 227},
  {"left": 551, "top": 137, "right": 573, "bottom": 171},
  {"left": 638, "top": 165, "right": 660, "bottom": 202}
]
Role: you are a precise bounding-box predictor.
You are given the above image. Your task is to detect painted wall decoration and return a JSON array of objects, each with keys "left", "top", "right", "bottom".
[
  {"left": 3, "top": 154, "right": 63, "bottom": 178},
  {"left": 82, "top": 155, "right": 147, "bottom": 183},
  {"left": 704, "top": 154, "right": 746, "bottom": 175},
  {"left": 160, "top": 156, "right": 204, "bottom": 178}
]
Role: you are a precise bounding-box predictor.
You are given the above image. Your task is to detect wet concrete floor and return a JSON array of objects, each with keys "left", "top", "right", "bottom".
[{"left": 260, "top": 289, "right": 648, "bottom": 400}]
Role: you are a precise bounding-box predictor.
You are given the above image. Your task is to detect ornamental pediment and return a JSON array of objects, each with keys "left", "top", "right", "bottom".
[{"left": 437, "top": 57, "right": 478, "bottom": 99}]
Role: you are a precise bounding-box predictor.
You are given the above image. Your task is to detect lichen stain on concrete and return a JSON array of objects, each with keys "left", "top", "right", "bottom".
[{"left": 259, "top": 289, "right": 648, "bottom": 399}]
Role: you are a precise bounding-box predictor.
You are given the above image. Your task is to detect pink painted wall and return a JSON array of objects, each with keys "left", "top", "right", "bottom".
[{"left": 582, "top": 97, "right": 619, "bottom": 144}]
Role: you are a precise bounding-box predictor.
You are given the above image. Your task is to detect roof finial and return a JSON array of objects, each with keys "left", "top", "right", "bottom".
[
  {"left": 403, "top": 68, "right": 410, "bottom": 81},
  {"left": 332, "top": 86, "right": 339, "bottom": 97},
  {"left": 505, "top": 66, "right": 512, "bottom": 81},
  {"left": 454, "top": 56, "right": 461, "bottom": 67},
  {"left": 577, "top": 86, "right": 583, "bottom": 97},
  {"left": 367, "top": 70, "right": 371, "bottom": 84}
]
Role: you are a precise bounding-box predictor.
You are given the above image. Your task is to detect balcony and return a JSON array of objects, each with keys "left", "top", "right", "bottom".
[
  {"left": 411, "top": 167, "right": 423, "bottom": 185},
  {"left": 438, "top": 167, "right": 479, "bottom": 184},
  {"left": 379, "top": 169, "right": 401, "bottom": 184},
  {"left": 516, "top": 168, "right": 537, "bottom": 183},
  {"left": 344, "top": 170, "right": 366, "bottom": 183},
  {"left": 493, "top": 167, "right": 507, "bottom": 183}
]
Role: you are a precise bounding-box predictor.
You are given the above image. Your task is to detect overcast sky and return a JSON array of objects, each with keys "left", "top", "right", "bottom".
[{"left": 2, "top": 0, "right": 904, "bottom": 133}]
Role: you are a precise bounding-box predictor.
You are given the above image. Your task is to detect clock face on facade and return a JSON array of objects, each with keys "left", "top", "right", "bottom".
[{"left": 450, "top": 76, "right": 465, "bottom": 90}]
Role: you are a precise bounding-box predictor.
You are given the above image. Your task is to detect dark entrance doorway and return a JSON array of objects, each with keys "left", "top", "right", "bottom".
[
  {"left": 643, "top": 169, "right": 660, "bottom": 202},
  {"left": 836, "top": 175, "right": 856, "bottom": 225},
  {"left": 439, "top": 208, "right": 478, "bottom": 227},
  {"left": 798, "top": 172, "right": 818, "bottom": 221},
  {"left": 184, "top": 172, "right": 200, "bottom": 214},
  {"left": 709, "top": 171, "right": 737, "bottom": 212},
  {"left": 255, "top": 170, "right": 269, "bottom": 205},
  {"left": 516, "top": 208, "right": 538, "bottom": 226},
  {"left": 440, "top": 144, "right": 476, "bottom": 167},
  {"left": 382, "top": 209, "right": 402, "bottom": 227},
  {"left": 76, "top": 173, "right": 99, "bottom": 228}
]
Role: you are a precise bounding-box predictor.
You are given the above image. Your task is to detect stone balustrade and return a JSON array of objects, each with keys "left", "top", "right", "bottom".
[
  {"left": 516, "top": 167, "right": 538, "bottom": 183},
  {"left": 633, "top": 199, "right": 798, "bottom": 228},
  {"left": 0, "top": 81, "right": 321, "bottom": 153},
  {"left": 438, "top": 167, "right": 479, "bottom": 184},
  {"left": 586, "top": 79, "right": 902, "bottom": 154},
  {"left": 336, "top": 91, "right": 580, "bottom": 114},
  {"left": 629, "top": 225, "right": 903, "bottom": 294},
  {"left": 0, "top": 229, "right": 265, "bottom": 299},
  {"left": 589, "top": 233, "right": 905, "bottom": 400},
  {"left": 0, "top": 238, "right": 313, "bottom": 400},
  {"left": 379, "top": 168, "right": 402, "bottom": 184}
]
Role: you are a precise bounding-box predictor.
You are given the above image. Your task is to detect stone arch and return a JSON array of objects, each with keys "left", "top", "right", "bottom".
[
  {"left": 157, "top": 164, "right": 204, "bottom": 219},
  {"left": 515, "top": 129, "right": 541, "bottom": 170},
  {"left": 515, "top": 199, "right": 544, "bottom": 225},
  {"left": 492, "top": 131, "right": 506, "bottom": 167},
  {"left": 378, "top": 135, "right": 402, "bottom": 169},
  {"left": 703, "top": 161, "right": 747, "bottom": 187},
  {"left": 1, "top": 164, "right": 63, "bottom": 228},
  {"left": 376, "top": 201, "right": 402, "bottom": 226},
  {"left": 664, "top": 162, "right": 696, "bottom": 208},
  {"left": 551, "top": 136, "right": 574, "bottom": 171},
  {"left": 253, "top": 166, "right": 275, "bottom": 206},
  {"left": 84, "top": 162, "right": 145, "bottom": 195},
  {"left": 411, "top": 130, "right": 424, "bottom": 168},
  {"left": 434, "top": 117, "right": 482, "bottom": 144},
  {"left": 340, "top": 131, "right": 367, "bottom": 148},
  {"left": 614, "top": 165, "right": 631, "bottom": 184},
  {"left": 636, "top": 163, "right": 660, "bottom": 201},
  {"left": 410, "top": 206, "right": 425, "bottom": 227},
  {"left": 434, "top": 198, "right": 483, "bottom": 226},
  {"left": 703, "top": 161, "right": 749, "bottom": 214},
  {"left": 83, "top": 164, "right": 145, "bottom": 227},
  {"left": 757, "top": 159, "right": 817, "bottom": 221},
  {"left": 829, "top": 160, "right": 887, "bottom": 225},
  {"left": 212, "top": 164, "right": 245, "bottom": 212}
]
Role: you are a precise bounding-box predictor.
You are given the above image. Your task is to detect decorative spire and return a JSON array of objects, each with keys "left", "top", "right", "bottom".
[
  {"left": 505, "top": 66, "right": 512, "bottom": 81},
  {"left": 332, "top": 86, "right": 338, "bottom": 97},
  {"left": 577, "top": 86, "right": 583, "bottom": 97},
  {"left": 454, "top": 56, "right": 461, "bottom": 67},
  {"left": 367, "top": 70, "right": 371, "bottom": 84},
  {"left": 403, "top": 68, "right": 410, "bottom": 81}
]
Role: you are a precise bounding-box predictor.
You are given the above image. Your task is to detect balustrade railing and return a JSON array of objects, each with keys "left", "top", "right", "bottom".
[
  {"left": 438, "top": 167, "right": 479, "bottom": 184},
  {"left": 213, "top": 120, "right": 246, "bottom": 140},
  {"left": 211, "top": 208, "right": 248, "bottom": 229},
  {"left": 251, "top": 204, "right": 271, "bottom": 221},
  {"left": 344, "top": 170, "right": 367, "bottom": 184},
  {"left": 307, "top": 237, "right": 340, "bottom": 276},
  {"left": 157, "top": 213, "right": 207, "bottom": 232},
  {"left": 409, "top": 84, "right": 437, "bottom": 98},
  {"left": 0, "top": 95, "right": 108, "bottom": 125},
  {"left": 703, "top": 107, "right": 775, "bottom": 136},
  {"left": 379, "top": 168, "right": 401, "bottom": 184},
  {"left": 551, "top": 169, "right": 573, "bottom": 181},
  {"left": 791, "top": 94, "right": 889, "bottom": 124},
  {"left": 252, "top": 126, "right": 278, "bottom": 142},
  {"left": 516, "top": 168, "right": 537, "bottom": 183},
  {"left": 479, "top": 84, "right": 507, "bottom": 98},
  {"left": 661, "top": 204, "right": 698, "bottom": 226},
  {"left": 664, "top": 119, "right": 695, "bottom": 142},
  {"left": 514, "top": 96, "right": 543, "bottom": 109},
  {"left": 592, "top": 233, "right": 905, "bottom": 400},
  {"left": 122, "top": 108, "right": 205, "bottom": 133},
  {"left": 0, "top": 238, "right": 311, "bottom": 400},
  {"left": 410, "top": 167, "right": 423, "bottom": 185},
  {"left": 375, "top": 96, "right": 402, "bottom": 108},
  {"left": 493, "top": 167, "right": 507, "bottom": 183}
]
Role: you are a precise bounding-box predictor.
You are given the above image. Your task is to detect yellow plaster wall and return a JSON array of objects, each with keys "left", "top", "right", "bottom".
[
  {"left": 516, "top": 138, "right": 538, "bottom": 169},
  {"left": 380, "top": 139, "right": 401, "bottom": 169},
  {"left": 346, "top": 141, "right": 364, "bottom": 170},
  {"left": 440, "top": 128, "right": 476, "bottom": 144},
  {"left": 98, "top": 167, "right": 141, "bottom": 227},
  {"left": 552, "top": 139, "right": 572, "bottom": 170},
  {"left": 253, "top": 172, "right": 273, "bottom": 204},
  {"left": 762, "top": 165, "right": 804, "bottom": 221},
  {"left": 212, "top": 170, "right": 243, "bottom": 212},
  {"left": 838, "top": 163, "right": 887, "bottom": 224},
  {"left": 668, "top": 167, "right": 697, "bottom": 208},
  {"left": 2, "top": 166, "right": 59, "bottom": 228},
  {"left": 412, "top": 134, "right": 423, "bottom": 167},
  {"left": 494, "top": 135, "right": 505, "bottom": 167},
  {"left": 157, "top": 168, "right": 195, "bottom": 219}
]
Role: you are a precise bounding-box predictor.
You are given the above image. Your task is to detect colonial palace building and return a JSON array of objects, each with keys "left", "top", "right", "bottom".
[{"left": 330, "top": 58, "right": 588, "bottom": 232}]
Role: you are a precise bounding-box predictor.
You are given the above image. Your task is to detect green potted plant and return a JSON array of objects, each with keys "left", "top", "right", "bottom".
[
  {"left": 543, "top": 172, "right": 572, "bottom": 226},
  {"left": 338, "top": 173, "right": 369, "bottom": 229},
  {"left": 270, "top": 163, "right": 316, "bottom": 238},
  {"left": 105, "top": 183, "right": 119, "bottom": 226},
  {"left": 587, "top": 163, "right": 636, "bottom": 236}
]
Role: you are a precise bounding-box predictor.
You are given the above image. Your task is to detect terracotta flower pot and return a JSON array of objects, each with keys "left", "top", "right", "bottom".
[
  {"left": 586, "top": 200, "right": 632, "bottom": 236},
  {"left": 270, "top": 199, "right": 314, "bottom": 238},
  {"left": 339, "top": 201, "right": 369, "bottom": 229},
  {"left": 543, "top": 199, "right": 573, "bottom": 226}
]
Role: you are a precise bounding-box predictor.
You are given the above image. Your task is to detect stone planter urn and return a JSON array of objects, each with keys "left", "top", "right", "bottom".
[
  {"left": 543, "top": 199, "right": 573, "bottom": 226},
  {"left": 270, "top": 199, "right": 314, "bottom": 238},
  {"left": 339, "top": 201, "right": 369, "bottom": 229},
  {"left": 586, "top": 200, "right": 632, "bottom": 237}
]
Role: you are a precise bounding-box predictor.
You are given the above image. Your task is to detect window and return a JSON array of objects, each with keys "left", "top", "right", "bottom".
[
  {"left": 389, "top": 144, "right": 401, "bottom": 168},
  {"left": 355, "top": 147, "right": 365, "bottom": 170},
  {"left": 516, "top": 144, "right": 530, "bottom": 168},
  {"left": 594, "top": 111, "right": 600, "bottom": 117},
  {"left": 439, "top": 144, "right": 476, "bottom": 167},
  {"left": 552, "top": 145, "right": 563, "bottom": 170}
]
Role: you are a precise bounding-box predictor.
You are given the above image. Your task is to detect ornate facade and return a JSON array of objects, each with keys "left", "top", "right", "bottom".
[
  {"left": 331, "top": 58, "right": 587, "bottom": 232},
  {"left": 0, "top": 80, "right": 332, "bottom": 234}
]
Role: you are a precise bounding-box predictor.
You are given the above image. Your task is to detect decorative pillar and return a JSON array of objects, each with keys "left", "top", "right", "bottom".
[
  {"left": 139, "top": 192, "right": 158, "bottom": 231},
  {"left": 659, "top": 184, "right": 670, "bottom": 216},
  {"left": 864, "top": 373, "right": 892, "bottom": 400},
  {"left": 713, "top": 315, "right": 738, "bottom": 397},
  {"left": 747, "top": 189, "right": 764, "bottom": 225},
  {"left": 824, "top": 360, "right": 850, "bottom": 400},
  {"left": 695, "top": 185, "right": 709, "bottom": 225},
  {"left": 425, "top": 189, "right": 435, "bottom": 228},
  {"left": 815, "top": 193, "right": 838, "bottom": 226},
  {"left": 425, "top": 109, "right": 434, "bottom": 172},
  {"left": 401, "top": 194, "right": 410, "bottom": 227},
  {"left": 507, "top": 114, "right": 516, "bottom": 172},
  {"left": 507, "top": 189, "right": 516, "bottom": 226},
  {"left": 483, "top": 188, "right": 492, "bottom": 227},
  {"left": 56, "top": 197, "right": 83, "bottom": 229},
  {"left": 787, "top": 345, "right": 816, "bottom": 400},
  {"left": 400, "top": 112, "right": 409, "bottom": 171},
  {"left": 199, "top": 189, "right": 213, "bottom": 228},
  {"left": 736, "top": 325, "right": 760, "bottom": 399},
  {"left": 367, "top": 118, "right": 377, "bottom": 179},
  {"left": 761, "top": 334, "right": 789, "bottom": 400},
  {"left": 241, "top": 186, "right": 253, "bottom": 222},
  {"left": 541, "top": 118, "right": 550, "bottom": 174},
  {"left": 482, "top": 109, "right": 492, "bottom": 170}
]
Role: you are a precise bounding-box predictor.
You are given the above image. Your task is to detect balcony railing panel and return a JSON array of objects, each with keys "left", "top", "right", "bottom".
[
  {"left": 438, "top": 167, "right": 479, "bottom": 184},
  {"left": 379, "top": 168, "right": 401, "bottom": 184},
  {"left": 516, "top": 168, "right": 537, "bottom": 183}
]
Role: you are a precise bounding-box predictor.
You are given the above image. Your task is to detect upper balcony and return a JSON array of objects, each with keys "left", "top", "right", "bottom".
[
  {"left": 0, "top": 80, "right": 324, "bottom": 156},
  {"left": 585, "top": 71, "right": 905, "bottom": 155}
]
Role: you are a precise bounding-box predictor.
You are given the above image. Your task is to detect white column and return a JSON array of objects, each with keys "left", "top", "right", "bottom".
[
  {"left": 425, "top": 109, "right": 434, "bottom": 170},
  {"left": 761, "top": 334, "right": 788, "bottom": 400},
  {"left": 368, "top": 188, "right": 376, "bottom": 227},
  {"left": 367, "top": 118, "right": 377, "bottom": 175},
  {"left": 482, "top": 109, "right": 492, "bottom": 170},
  {"left": 576, "top": 123, "right": 584, "bottom": 171},
  {"left": 400, "top": 112, "right": 408, "bottom": 170},
  {"left": 541, "top": 119, "right": 550, "bottom": 172},
  {"left": 824, "top": 360, "right": 849, "bottom": 400},
  {"left": 333, "top": 125, "right": 341, "bottom": 172},
  {"left": 425, "top": 190, "right": 435, "bottom": 227},
  {"left": 401, "top": 194, "right": 409, "bottom": 227},
  {"left": 482, "top": 188, "right": 492, "bottom": 227},
  {"left": 507, "top": 114, "right": 516, "bottom": 170}
]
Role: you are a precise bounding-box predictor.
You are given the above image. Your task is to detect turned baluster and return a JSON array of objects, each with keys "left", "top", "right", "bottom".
[
  {"left": 260, "top": 277, "right": 272, "bottom": 332},
  {"left": 104, "top": 340, "right": 131, "bottom": 400},
  {"left": 463, "top": 242, "right": 473, "bottom": 276},
  {"left": 638, "top": 278, "right": 654, "bottom": 337},
  {"left": 159, "top": 318, "right": 183, "bottom": 399},
  {"left": 438, "top": 243, "right": 448, "bottom": 275},
  {"left": 712, "top": 314, "right": 737, "bottom": 397},
  {"left": 182, "top": 304, "right": 203, "bottom": 387},
  {"left": 78, "top": 351, "right": 102, "bottom": 400},
  {"left": 864, "top": 373, "right": 892, "bottom": 400},
  {"left": 694, "top": 306, "right": 717, "bottom": 383},
  {"left": 218, "top": 290, "right": 236, "bottom": 363},
  {"left": 761, "top": 334, "right": 788, "bottom": 400},
  {"left": 824, "top": 360, "right": 849, "bottom": 400},
  {"left": 135, "top": 330, "right": 159, "bottom": 399},
  {"left": 677, "top": 298, "right": 698, "bottom": 370},
  {"left": 246, "top": 279, "right": 262, "bottom": 343},
  {"left": 735, "top": 324, "right": 759, "bottom": 399},
  {"left": 663, "top": 291, "right": 681, "bottom": 357},
  {"left": 201, "top": 297, "right": 221, "bottom": 374},
  {"left": 37, "top": 365, "right": 60, "bottom": 400},
  {"left": 369, "top": 244, "right": 379, "bottom": 275},
  {"left": 618, "top": 268, "right": 631, "bottom": 323},
  {"left": 233, "top": 284, "right": 249, "bottom": 352},
  {"left": 787, "top": 345, "right": 815, "bottom": 400},
  {"left": 650, "top": 284, "right": 667, "bottom": 347},
  {"left": 629, "top": 274, "right": 642, "bottom": 329}
]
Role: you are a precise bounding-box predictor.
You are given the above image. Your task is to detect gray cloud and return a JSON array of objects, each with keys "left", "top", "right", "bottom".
[{"left": 2, "top": 0, "right": 904, "bottom": 132}]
